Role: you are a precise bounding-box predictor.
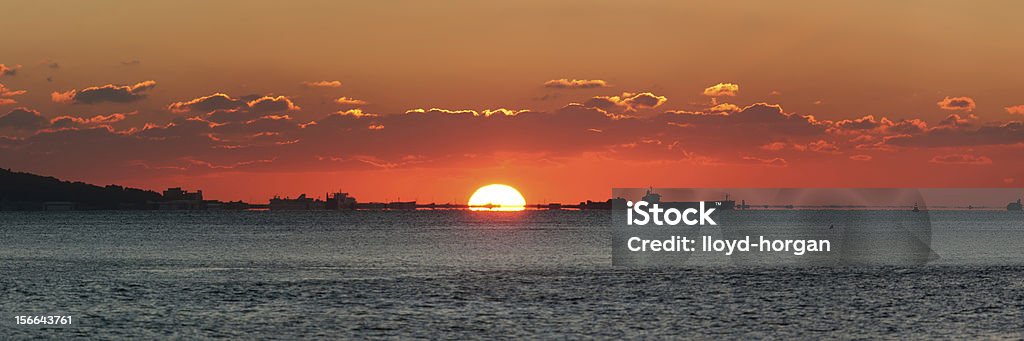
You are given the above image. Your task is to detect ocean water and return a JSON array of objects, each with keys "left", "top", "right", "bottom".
[{"left": 1, "top": 210, "right": 1023, "bottom": 339}]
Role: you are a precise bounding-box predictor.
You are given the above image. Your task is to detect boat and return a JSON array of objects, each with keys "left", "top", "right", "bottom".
[
  {"left": 386, "top": 201, "right": 417, "bottom": 210},
  {"left": 269, "top": 194, "right": 322, "bottom": 210},
  {"left": 641, "top": 188, "right": 735, "bottom": 210},
  {"left": 912, "top": 203, "right": 920, "bottom": 212},
  {"left": 1009, "top": 199, "right": 1022, "bottom": 211}
]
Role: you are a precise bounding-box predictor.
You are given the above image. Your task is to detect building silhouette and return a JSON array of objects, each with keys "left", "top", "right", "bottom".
[{"left": 157, "top": 187, "right": 205, "bottom": 210}]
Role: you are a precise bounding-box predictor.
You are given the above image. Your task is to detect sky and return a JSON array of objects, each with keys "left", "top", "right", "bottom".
[{"left": 1, "top": 0, "right": 1023, "bottom": 203}]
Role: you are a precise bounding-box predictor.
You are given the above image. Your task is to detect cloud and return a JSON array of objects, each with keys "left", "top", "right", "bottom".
[
  {"left": 742, "top": 156, "right": 787, "bottom": 167},
  {"left": 831, "top": 115, "right": 889, "bottom": 131},
  {"left": 301, "top": 80, "right": 342, "bottom": 88},
  {"left": 406, "top": 108, "right": 476, "bottom": 115},
  {"left": 51, "top": 112, "right": 130, "bottom": 126},
  {"left": 121, "top": 60, "right": 141, "bottom": 66},
  {"left": 623, "top": 93, "right": 667, "bottom": 109},
  {"left": 849, "top": 154, "right": 872, "bottom": 161},
  {"left": 757, "top": 139, "right": 839, "bottom": 154},
  {"left": 51, "top": 80, "right": 157, "bottom": 104},
  {"left": 935, "top": 113, "right": 977, "bottom": 128},
  {"left": 168, "top": 93, "right": 242, "bottom": 113},
  {"left": 708, "top": 103, "right": 741, "bottom": 113},
  {"left": 543, "top": 79, "right": 610, "bottom": 89},
  {"left": 480, "top": 109, "right": 528, "bottom": 117},
  {"left": 929, "top": 154, "right": 992, "bottom": 165},
  {"left": 335, "top": 109, "right": 378, "bottom": 118},
  {"left": 84, "top": 113, "right": 129, "bottom": 124},
  {"left": 796, "top": 140, "right": 840, "bottom": 153},
  {"left": 167, "top": 93, "right": 299, "bottom": 123},
  {"left": 246, "top": 96, "right": 301, "bottom": 114},
  {"left": 404, "top": 108, "right": 527, "bottom": 117},
  {"left": 1005, "top": 105, "right": 1024, "bottom": 115},
  {"left": 828, "top": 115, "right": 928, "bottom": 137},
  {"left": 49, "top": 112, "right": 131, "bottom": 129},
  {"left": 5, "top": 88, "right": 1023, "bottom": 182},
  {"left": 0, "top": 108, "right": 49, "bottom": 131},
  {"left": 583, "top": 92, "right": 667, "bottom": 112},
  {"left": 760, "top": 141, "right": 786, "bottom": 151},
  {"left": 884, "top": 120, "right": 1023, "bottom": 148},
  {"left": 936, "top": 96, "right": 976, "bottom": 112},
  {"left": 0, "top": 64, "right": 20, "bottom": 76},
  {"left": 702, "top": 83, "right": 739, "bottom": 97},
  {"left": 0, "top": 83, "right": 27, "bottom": 105},
  {"left": 335, "top": 97, "right": 368, "bottom": 106},
  {"left": 662, "top": 103, "right": 826, "bottom": 147},
  {"left": 30, "top": 89, "right": 1000, "bottom": 183}
]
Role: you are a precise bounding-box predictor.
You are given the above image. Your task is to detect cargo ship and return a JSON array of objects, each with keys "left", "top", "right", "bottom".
[{"left": 641, "top": 188, "right": 736, "bottom": 210}]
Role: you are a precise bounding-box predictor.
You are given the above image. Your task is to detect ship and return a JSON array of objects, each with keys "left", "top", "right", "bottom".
[
  {"left": 640, "top": 188, "right": 736, "bottom": 210},
  {"left": 1009, "top": 198, "right": 1022, "bottom": 211},
  {"left": 386, "top": 201, "right": 417, "bottom": 210},
  {"left": 269, "top": 194, "right": 321, "bottom": 210},
  {"left": 578, "top": 198, "right": 627, "bottom": 210},
  {"left": 269, "top": 192, "right": 356, "bottom": 210},
  {"left": 356, "top": 201, "right": 417, "bottom": 210}
]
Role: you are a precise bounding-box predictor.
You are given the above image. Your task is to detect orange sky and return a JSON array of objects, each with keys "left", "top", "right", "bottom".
[{"left": 1, "top": 1, "right": 1023, "bottom": 203}]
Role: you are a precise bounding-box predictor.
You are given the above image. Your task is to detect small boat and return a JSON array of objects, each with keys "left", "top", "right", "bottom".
[
  {"left": 912, "top": 203, "right": 920, "bottom": 212},
  {"left": 1009, "top": 199, "right": 1022, "bottom": 211}
]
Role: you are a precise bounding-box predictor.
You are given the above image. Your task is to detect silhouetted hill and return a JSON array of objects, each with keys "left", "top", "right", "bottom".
[{"left": 0, "top": 168, "right": 162, "bottom": 210}]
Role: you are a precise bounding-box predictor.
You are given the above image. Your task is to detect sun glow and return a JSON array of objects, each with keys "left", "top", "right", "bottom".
[{"left": 468, "top": 184, "right": 526, "bottom": 211}]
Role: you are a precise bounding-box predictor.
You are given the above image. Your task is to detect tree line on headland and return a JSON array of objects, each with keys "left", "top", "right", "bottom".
[
  {"left": 1, "top": 168, "right": 168, "bottom": 210},
  {"left": 0, "top": 166, "right": 242, "bottom": 209}
]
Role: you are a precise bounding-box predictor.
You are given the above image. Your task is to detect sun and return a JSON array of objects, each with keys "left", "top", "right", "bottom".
[{"left": 468, "top": 184, "right": 526, "bottom": 211}]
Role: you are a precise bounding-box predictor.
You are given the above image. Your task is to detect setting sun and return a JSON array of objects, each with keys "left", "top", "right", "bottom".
[{"left": 468, "top": 184, "right": 527, "bottom": 211}]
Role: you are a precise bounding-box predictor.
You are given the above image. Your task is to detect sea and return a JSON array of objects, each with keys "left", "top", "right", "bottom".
[{"left": 1, "top": 210, "right": 1022, "bottom": 339}]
